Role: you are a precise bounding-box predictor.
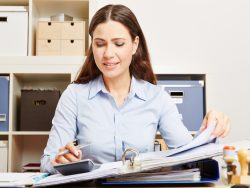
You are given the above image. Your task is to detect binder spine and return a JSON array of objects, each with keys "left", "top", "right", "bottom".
[{"left": 0, "top": 76, "right": 9, "bottom": 132}]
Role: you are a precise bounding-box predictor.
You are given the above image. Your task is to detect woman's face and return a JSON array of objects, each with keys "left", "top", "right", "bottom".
[{"left": 92, "top": 20, "right": 139, "bottom": 80}]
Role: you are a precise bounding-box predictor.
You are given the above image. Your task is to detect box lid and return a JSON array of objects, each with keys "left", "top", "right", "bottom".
[{"left": 0, "top": 6, "right": 28, "bottom": 12}]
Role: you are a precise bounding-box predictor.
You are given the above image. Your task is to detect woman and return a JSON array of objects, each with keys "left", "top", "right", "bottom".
[{"left": 41, "top": 4, "right": 230, "bottom": 174}]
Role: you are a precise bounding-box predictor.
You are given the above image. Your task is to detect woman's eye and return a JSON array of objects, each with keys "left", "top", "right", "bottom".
[
  {"left": 95, "top": 42, "right": 105, "bottom": 47},
  {"left": 115, "top": 42, "right": 125, "bottom": 47}
]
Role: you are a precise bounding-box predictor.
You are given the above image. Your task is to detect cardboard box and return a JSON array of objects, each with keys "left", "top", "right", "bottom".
[
  {"left": 0, "top": 6, "right": 28, "bottom": 56},
  {"left": 20, "top": 90, "right": 60, "bottom": 131},
  {"left": 157, "top": 79, "right": 205, "bottom": 132}
]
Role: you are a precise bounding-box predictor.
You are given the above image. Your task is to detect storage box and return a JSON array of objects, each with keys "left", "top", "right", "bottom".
[
  {"left": 20, "top": 90, "right": 60, "bottom": 131},
  {"left": 36, "top": 21, "right": 85, "bottom": 56},
  {"left": 0, "top": 140, "right": 8, "bottom": 172},
  {"left": 0, "top": 76, "right": 9, "bottom": 132},
  {"left": 0, "top": 6, "right": 28, "bottom": 56},
  {"left": 157, "top": 80, "right": 205, "bottom": 132}
]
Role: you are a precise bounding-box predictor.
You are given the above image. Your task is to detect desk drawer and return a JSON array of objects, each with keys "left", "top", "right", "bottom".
[
  {"left": 36, "top": 39, "right": 60, "bottom": 56},
  {"left": 37, "top": 22, "right": 61, "bottom": 39},
  {"left": 61, "top": 39, "right": 84, "bottom": 55},
  {"left": 61, "top": 21, "right": 85, "bottom": 39}
]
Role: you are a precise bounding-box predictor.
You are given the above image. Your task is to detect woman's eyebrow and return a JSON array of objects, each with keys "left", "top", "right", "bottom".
[
  {"left": 93, "top": 38, "right": 105, "bottom": 41},
  {"left": 94, "top": 38, "right": 126, "bottom": 41}
]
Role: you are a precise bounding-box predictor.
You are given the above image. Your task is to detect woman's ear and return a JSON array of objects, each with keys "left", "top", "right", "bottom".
[{"left": 132, "top": 36, "right": 139, "bottom": 55}]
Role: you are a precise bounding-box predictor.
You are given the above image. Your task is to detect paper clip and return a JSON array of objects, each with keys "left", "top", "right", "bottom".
[{"left": 120, "top": 148, "right": 142, "bottom": 173}]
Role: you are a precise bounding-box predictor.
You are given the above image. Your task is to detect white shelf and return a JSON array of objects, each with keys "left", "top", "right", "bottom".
[
  {"left": 0, "top": 0, "right": 28, "bottom": 6},
  {"left": 0, "top": 132, "right": 9, "bottom": 135},
  {"left": 11, "top": 131, "right": 50, "bottom": 135}
]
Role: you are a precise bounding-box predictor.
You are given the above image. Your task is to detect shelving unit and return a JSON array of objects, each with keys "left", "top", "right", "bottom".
[
  {"left": 0, "top": 0, "right": 88, "bottom": 172},
  {"left": 0, "top": 58, "right": 83, "bottom": 172}
]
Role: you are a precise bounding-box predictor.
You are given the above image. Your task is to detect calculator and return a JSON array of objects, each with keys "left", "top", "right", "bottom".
[{"left": 53, "top": 159, "right": 100, "bottom": 175}]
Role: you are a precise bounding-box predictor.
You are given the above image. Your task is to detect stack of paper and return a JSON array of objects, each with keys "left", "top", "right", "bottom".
[{"left": 107, "top": 168, "right": 200, "bottom": 182}]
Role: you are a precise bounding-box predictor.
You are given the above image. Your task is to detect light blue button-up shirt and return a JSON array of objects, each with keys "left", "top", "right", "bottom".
[{"left": 41, "top": 75, "right": 193, "bottom": 173}]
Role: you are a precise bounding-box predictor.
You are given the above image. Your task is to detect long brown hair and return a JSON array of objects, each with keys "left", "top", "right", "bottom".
[{"left": 74, "top": 4, "right": 157, "bottom": 84}]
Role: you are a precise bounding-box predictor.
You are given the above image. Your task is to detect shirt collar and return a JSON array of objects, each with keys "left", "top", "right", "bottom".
[
  {"left": 130, "top": 76, "right": 147, "bottom": 101},
  {"left": 88, "top": 75, "right": 148, "bottom": 101},
  {"left": 88, "top": 75, "right": 107, "bottom": 99}
]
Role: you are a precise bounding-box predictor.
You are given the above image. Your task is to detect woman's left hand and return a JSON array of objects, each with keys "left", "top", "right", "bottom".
[{"left": 199, "top": 110, "right": 230, "bottom": 138}]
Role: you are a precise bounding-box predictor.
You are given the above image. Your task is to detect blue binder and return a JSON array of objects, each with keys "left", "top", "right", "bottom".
[
  {"left": 101, "top": 159, "right": 219, "bottom": 185},
  {"left": 0, "top": 76, "right": 9, "bottom": 132}
]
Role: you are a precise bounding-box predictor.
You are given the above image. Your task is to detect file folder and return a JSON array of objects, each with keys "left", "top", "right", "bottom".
[
  {"left": 0, "top": 76, "right": 9, "bottom": 132},
  {"left": 101, "top": 158, "right": 219, "bottom": 185}
]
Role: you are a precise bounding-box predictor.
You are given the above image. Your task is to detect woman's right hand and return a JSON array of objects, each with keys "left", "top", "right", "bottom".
[{"left": 51, "top": 142, "right": 82, "bottom": 165}]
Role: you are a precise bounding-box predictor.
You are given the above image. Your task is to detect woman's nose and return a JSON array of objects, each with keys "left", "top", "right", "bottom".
[{"left": 103, "top": 45, "right": 115, "bottom": 58}]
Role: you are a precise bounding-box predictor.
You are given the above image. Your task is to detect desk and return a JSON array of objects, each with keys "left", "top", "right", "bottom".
[{"left": 42, "top": 181, "right": 230, "bottom": 188}]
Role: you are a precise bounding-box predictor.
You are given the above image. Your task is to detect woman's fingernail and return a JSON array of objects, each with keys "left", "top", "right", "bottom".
[
  {"left": 74, "top": 150, "right": 79, "bottom": 156},
  {"left": 210, "top": 135, "right": 216, "bottom": 140}
]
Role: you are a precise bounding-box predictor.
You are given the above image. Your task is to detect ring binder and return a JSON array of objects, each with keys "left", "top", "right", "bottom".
[{"left": 120, "top": 148, "right": 142, "bottom": 173}]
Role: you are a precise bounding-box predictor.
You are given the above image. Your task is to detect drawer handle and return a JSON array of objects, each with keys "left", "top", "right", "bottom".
[
  {"left": 48, "top": 22, "right": 52, "bottom": 26},
  {"left": 70, "top": 22, "right": 74, "bottom": 26},
  {"left": 0, "top": 17, "right": 7, "bottom": 22},
  {"left": 0, "top": 114, "right": 7, "bottom": 122},
  {"left": 33, "top": 100, "right": 46, "bottom": 106},
  {"left": 47, "top": 39, "right": 51, "bottom": 43},
  {"left": 70, "top": 40, "right": 74, "bottom": 43},
  {"left": 169, "top": 91, "right": 184, "bottom": 98}
]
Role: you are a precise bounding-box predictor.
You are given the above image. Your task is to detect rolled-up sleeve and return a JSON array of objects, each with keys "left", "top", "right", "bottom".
[
  {"left": 41, "top": 84, "right": 78, "bottom": 174},
  {"left": 158, "top": 90, "right": 193, "bottom": 149}
]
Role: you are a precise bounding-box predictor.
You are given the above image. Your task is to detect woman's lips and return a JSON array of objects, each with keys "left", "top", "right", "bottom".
[{"left": 103, "top": 62, "right": 119, "bottom": 69}]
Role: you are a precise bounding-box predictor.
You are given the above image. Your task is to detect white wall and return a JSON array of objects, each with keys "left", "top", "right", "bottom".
[{"left": 89, "top": 0, "right": 250, "bottom": 142}]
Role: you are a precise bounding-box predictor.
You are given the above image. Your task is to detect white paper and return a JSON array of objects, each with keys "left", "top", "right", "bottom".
[
  {"left": 108, "top": 168, "right": 201, "bottom": 182},
  {"left": 138, "top": 121, "right": 217, "bottom": 161},
  {"left": 0, "top": 172, "right": 48, "bottom": 187}
]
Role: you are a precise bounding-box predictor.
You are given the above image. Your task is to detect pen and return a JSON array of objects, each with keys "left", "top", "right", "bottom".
[{"left": 57, "top": 143, "right": 91, "bottom": 156}]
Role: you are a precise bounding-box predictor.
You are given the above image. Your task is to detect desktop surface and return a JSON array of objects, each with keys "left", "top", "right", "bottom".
[{"left": 46, "top": 181, "right": 229, "bottom": 188}]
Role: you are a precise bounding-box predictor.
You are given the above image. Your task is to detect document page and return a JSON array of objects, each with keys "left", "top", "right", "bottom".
[
  {"left": 0, "top": 172, "right": 48, "bottom": 187},
  {"left": 164, "top": 121, "right": 217, "bottom": 157},
  {"left": 139, "top": 121, "right": 217, "bottom": 161}
]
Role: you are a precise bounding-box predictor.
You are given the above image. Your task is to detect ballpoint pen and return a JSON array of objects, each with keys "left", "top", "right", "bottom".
[{"left": 57, "top": 143, "right": 91, "bottom": 156}]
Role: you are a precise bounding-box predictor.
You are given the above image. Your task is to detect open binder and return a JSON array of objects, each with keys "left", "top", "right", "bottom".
[
  {"left": 101, "top": 158, "right": 220, "bottom": 185},
  {"left": 33, "top": 139, "right": 250, "bottom": 187},
  {"left": 32, "top": 122, "right": 250, "bottom": 188}
]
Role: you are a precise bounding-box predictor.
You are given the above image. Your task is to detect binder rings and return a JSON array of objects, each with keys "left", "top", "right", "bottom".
[{"left": 0, "top": 76, "right": 9, "bottom": 132}]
